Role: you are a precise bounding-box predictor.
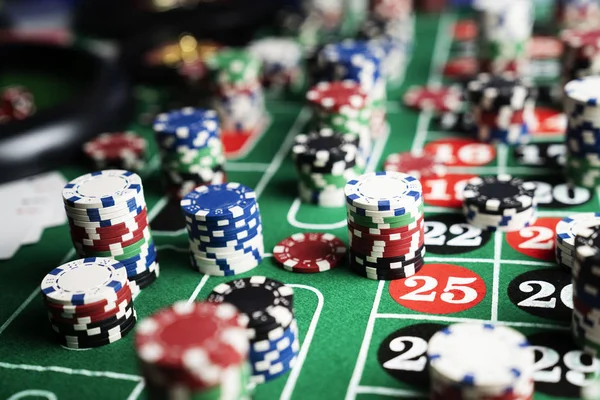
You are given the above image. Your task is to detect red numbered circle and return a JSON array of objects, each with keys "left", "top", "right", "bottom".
[
  {"left": 421, "top": 174, "right": 475, "bottom": 208},
  {"left": 506, "top": 217, "right": 561, "bottom": 261},
  {"left": 389, "top": 263, "right": 486, "bottom": 314},
  {"left": 423, "top": 138, "right": 496, "bottom": 167},
  {"left": 530, "top": 107, "right": 566, "bottom": 137}
]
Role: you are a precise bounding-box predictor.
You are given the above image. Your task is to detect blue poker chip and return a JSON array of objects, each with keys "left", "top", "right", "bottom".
[
  {"left": 191, "top": 239, "right": 263, "bottom": 260},
  {"left": 185, "top": 209, "right": 261, "bottom": 237},
  {"left": 40, "top": 257, "right": 129, "bottom": 305},
  {"left": 250, "top": 349, "right": 298, "bottom": 384},
  {"left": 153, "top": 107, "right": 219, "bottom": 135},
  {"left": 250, "top": 320, "right": 297, "bottom": 355},
  {"left": 565, "top": 77, "right": 600, "bottom": 107},
  {"left": 180, "top": 183, "right": 257, "bottom": 221},
  {"left": 120, "top": 242, "right": 157, "bottom": 267},
  {"left": 68, "top": 204, "right": 146, "bottom": 224},
  {"left": 192, "top": 226, "right": 263, "bottom": 250},
  {"left": 193, "top": 247, "right": 263, "bottom": 268},
  {"left": 189, "top": 221, "right": 263, "bottom": 245},
  {"left": 63, "top": 170, "right": 143, "bottom": 209}
]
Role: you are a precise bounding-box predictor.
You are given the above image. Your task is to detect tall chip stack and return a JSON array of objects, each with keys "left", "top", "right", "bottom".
[
  {"left": 40, "top": 257, "right": 137, "bottom": 349},
  {"left": 135, "top": 301, "right": 251, "bottom": 399},
  {"left": 564, "top": 76, "right": 600, "bottom": 188},
  {"left": 292, "top": 129, "right": 362, "bottom": 207},
  {"left": 306, "top": 80, "right": 372, "bottom": 160},
  {"left": 427, "top": 323, "right": 535, "bottom": 400},
  {"left": 344, "top": 171, "right": 426, "bottom": 280},
  {"left": 558, "top": 0, "right": 600, "bottom": 29},
  {"left": 62, "top": 170, "right": 158, "bottom": 294},
  {"left": 461, "top": 175, "right": 537, "bottom": 232},
  {"left": 319, "top": 40, "right": 388, "bottom": 137},
  {"left": 465, "top": 72, "right": 536, "bottom": 145},
  {"left": 474, "top": 0, "right": 534, "bottom": 75},
  {"left": 180, "top": 183, "right": 264, "bottom": 275},
  {"left": 207, "top": 277, "right": 299, "bottom": 385},
  {"left": 554, "top": 213, "right": 600, "bottom": 270},
  {"left": 560, "top": 29, "right": 600, "bottom": 100},
  {"left": 205, "top": 48, "right": 266, "bottom": 134},
  {"left": 153, "top": 107, "right": 226, "bottom": 199},
  {"left": 573, "top": 225, "right": 600, "bottom": 356},
  {"left": 362, "top": 0, "right": 414, "bottom": 50},
  {"left": 248, "top": 37, "right": 304, "bottom": 93}
]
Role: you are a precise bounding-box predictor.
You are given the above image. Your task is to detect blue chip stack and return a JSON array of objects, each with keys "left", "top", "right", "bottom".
[
  {"left": 180, "top": 183, "right": 264, "bottom": 275},
  {"left": 153, "top": 107, "right": 226, "bottom": 199}
]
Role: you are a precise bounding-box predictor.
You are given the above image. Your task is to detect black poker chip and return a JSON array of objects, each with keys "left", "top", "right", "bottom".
[
  {"left": 50, "top": 304, "right": 136, "bottom": 337},
  {"left": 55, "top": 312, "right": 137, "bottom": 349},
  {"left": 349, "top": 245, "right": 426, "bottom": 268},
  {"left": 466, "top": 72, "right": 536, "bottom": 111},
  {"left": 349, "top": 257, "right": 424, "bottom": 280},
  {"left": 292, "top": 130, "right": 359, "bottom": 165},
  {"left": 462, "top": 175, "right": 537, "bottom": 214},
  {"left": 574, "top": 226, "right": 600, "bottom": 283},
  {"left": 129, "top": 268, "right": 159, "bottom": 288}
]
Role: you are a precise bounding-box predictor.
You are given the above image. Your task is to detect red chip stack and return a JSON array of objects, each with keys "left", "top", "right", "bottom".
[
  {"left": 560, "top": 28, "right": 600, "bottom": 96},
  {"left": 0, "top": 86, "right": 35, "bottom": 123},
  {"left": 83, "top": 132, "right": 147, "bottom": 172}
]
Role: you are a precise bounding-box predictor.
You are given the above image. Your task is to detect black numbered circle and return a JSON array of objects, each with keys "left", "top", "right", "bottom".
[
  {"left": 507, "top": 268, "right": 572, "bottom": 322},
  {"left": 377, "top": 323, "right": 446, "bottom": 390},
  {"left": 424, "top": 213, "right": 492, "bottom": 255},
  {"left": 514, "top": 142, "right": 565, "bottom": 168},
  {"left": 526, "top": 175, "right": 592, "bottom": 209},
  {"left": 528, "top": 331, "right": 598, "bottom": 398}
]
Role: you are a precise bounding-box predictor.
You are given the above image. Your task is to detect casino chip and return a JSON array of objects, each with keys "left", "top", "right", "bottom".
[
  {"left": 84, "top": 132, "right": 147, "bottom": 172},
  {"left": 344, "top": 171, "right": 425, "bottom": 280},
  {"left": 248, "top": 37, "right": 303, "bottom": 91},
  {"left": 555, "top": 213, "right": 600, "bottom": 270},
  {"left": 40, "top": 257, "right": 137, "bottom": 349},
  {"left": 427, "top": 323, "right": 535, "bottom": 399},
  {"left": 273, "top": 233, "right": 346, "bottom": 273},
  {"left": 62, "top": 170, "right": 158, "bottom": 291},
  {"left": 402, "top": 84, "right": 463, "bottom": 113},
  {"left": 180, "top": 183, "right": 264, "bottom": 276},
  {"left": 0, "top": 85, "right": 35, "bottom": 123},
  {"left": 383, "top": 152, "right": 446, "bottom": 180},
  {"left": 206, "top": 277, "right": 299, "bottom": 384},
  {"left": 461, "top": 175, "right": 537, "bottom": 232},
  {"left": 135, "top": 301, "right": 251, "bottom": 397}
]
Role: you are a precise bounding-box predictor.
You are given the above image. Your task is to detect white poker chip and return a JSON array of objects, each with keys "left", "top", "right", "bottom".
[
  {"left": 565, "top": 76, "right": 600, "bottom": 107},
  {"left": 62, "top": 170, "right": 143, "bottom": 209},
  {"left": 344, "top": 171, "right": 422, "bottom": 212},
  {"left": 556, "top": 213, "right": 600, "bottom": 250}
]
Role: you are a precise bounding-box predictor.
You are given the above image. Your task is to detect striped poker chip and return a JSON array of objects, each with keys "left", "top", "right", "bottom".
[
  {"left": 344, "top": 171, "right": 422, "bottom": 212},
  {"left": 62, "top": 170, "right": 143, "bottom": 209},
  {"left": 292, "top": 129, "right": 359, "bottom": 166},
  {"left": 556, "top": 213, "right": 600, "bottom": 250},
  {"left": 461, "top": 174, "right": 536, "bottom": 214},
  {"left": 40, "top": 257, "right": 129, "bottom": 306},
  {"left": 306, "top": 80, "right": 367, "bottom": 112},
  {"left": 153, "top": 107, "right": 219, "bottom": 137},
  {"left": 273, "top": 233, "right": 346, "bottom": 273},
  {"left": 180, "top": 183, "right": 257, "bottom": 221},
  {"left": 84, "top": 131, "right": 146, "bottom": 161},
  {"left": 565, "top": 76, "right": 600, "bottom": 108}
]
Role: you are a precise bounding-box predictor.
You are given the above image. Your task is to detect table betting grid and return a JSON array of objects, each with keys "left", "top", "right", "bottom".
[{"left": 0, "top": 10, "right": 593, "bottom": 400}]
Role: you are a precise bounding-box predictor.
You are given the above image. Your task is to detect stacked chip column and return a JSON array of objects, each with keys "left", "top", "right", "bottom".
[
  {"left": 153, "top": 107, "right": 226, "bottom": 199},
  {"left": 563, "top": 76, "right": 600, "bottom": 188},
  {"left": 465, "top": 72, "right": 536, "bottom": 145},
  {"left": 558, "top": 0, "right": 600, "bottom": 29},
  {"left": 364, "top": 0, "right": 414, "bottom": 49},
  {"left": 248, "top": 38, "right": 304, "bottom": 93},
  {"left": 205, "top": 48, "right": 266, "bottom": 135},
  {"left": 560, "top": 29, "right": 600, "bottom": 100},
  {"left": 474, "top": 0, "right": 533, "bottom": 76}
]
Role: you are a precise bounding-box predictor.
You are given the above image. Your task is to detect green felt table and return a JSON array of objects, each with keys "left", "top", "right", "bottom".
[{"left": 0, "top": 11, "right": 592, "bottom": 400}]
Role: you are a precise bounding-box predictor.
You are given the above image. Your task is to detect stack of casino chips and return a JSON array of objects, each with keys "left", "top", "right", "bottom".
[
  {"left": 205, "top": 48, "right": 266, "bottom": 133},
  {"left": 292, "top": 129, "right": 362, "bottom": 208},
  {"left": 465, "top": 72, "right": 536, "bottom": 145},
  {"left": 560, "top": 29, "right": 600, "bottom": 94},
  {"left": 83, "top": 132, "right": 147, "bottom": 173},
  {"left": 153, "top": 107, "right": 226, "bottom": 199},
  {"left": 180, "top": 183, "right": 264, "bottom": 276},
  {"left": 555, "top": 213, "right": 600, "bottom": 270},
  {"left": 63, "top": 170, "right": 158, "bottom": 294},
  {"left": 318, "top": 40, "right": 387, "bottom": 137},
  {"left": 135, "top": 301, "right": 251, "bottom": 399},
  {"left": 474, "top": 0, "right": 533, "bottom": 75},
  {"left": 427, "top": 323, "right": 535, "bottom": 400},
  {"left": 558, "top": 0, "right": 600, "bottom": 29},
  {"left": 345, "top": 171, "right": 426, "bottom": 280},
  {"left": 40, "top": 257, "right": 137, "bottom": 349},
  {"left": 207, "top": 277, "right": 299, "bottom": 384},
  {"left": 306, "top": 80, "right": 372, "bottom": 159},
  {"left": 360, "top": 0, "right": 414, "bottom": 52},
  {"left": 572, "top": 225, "right": 600, "bottom": 356},
  {"left": 383, "top": 152, "right": 447, "bottom": 180},
  {"left": 462, "top": 175, "right": 537, "bottom": 232},
  {"left": 248, "top": 37, "right": 303, "bottom": 92},
  {"left": 0, "top": 85, "right": 35, "bottom": 124},
  {"left": 564, "top": 76, "right": 600, "bottom": 188}
]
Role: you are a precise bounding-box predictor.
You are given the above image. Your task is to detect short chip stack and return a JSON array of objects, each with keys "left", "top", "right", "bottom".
[
  {"left": 207, "top": 277, "right": 299, "bottom": 384},
  {"left": 40, "top": 257, "right": 136, "bottom": 349},
  {"left": 292, "top": 129, "right": 362, "bottom": 207},
  {"left": 345, "top": 171, "right": 426, "bottom": 280},
  {"left": 462, "top": 175, "right": 537, "bottom": 232},
  {"left": 427, "top": 323, "right": 535, "bottom": 400},
  {"left": 205, "top": 48, "right": 266, "bottom": 133},
  {"left": 153, "top": 107, "right": 226, "bottom": 199},
  {"left": 180, "top": 183, "right": 264, "bottom": 275},
  {"left": 83, "top": 132, "right": 147, "bottom": 173},
  {"left": 560, "top": 29, "right": 600, "bottom": 96},
  {"left": 474, "top": 0, "right": 534, "bottom": 75},
  {"left": 273, "top": 232, "right": 347, "bottom": 273},
  {"left": 383, "top": 152, "right": 446, "bottom": 180},
  {"left": 564, "top": 76, "right": 600, "bottom": 188},
  {"left": 248, "top": 37, "right": 303, "bottom": 92},
  {"left": 63, "top": 170, "right": 158, "bottom": 294},
  {"left": 573, "top": 225, "right": 600, "bottom": 356},
  {"left": 135, "top": 301, "right": 251, "bottom": 399},
  {"left": 466, "top": 72, "right": 536, "bottom": 145},
  {"left": 555, "top": 213, "right": 600, "bottom": 270}
]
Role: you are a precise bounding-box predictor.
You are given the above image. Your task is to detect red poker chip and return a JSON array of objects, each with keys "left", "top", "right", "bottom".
[
  {"left": 452, "top": 20, "right": 478, "bottom": 42},
  {"left": 48, "top": 297, "right": 134, "bottom": 325},
  {"left": 383, "top": 152, "right": 446, "bottom": 179},
  {"left": 528, "top": 36, "right": 563, "bottom": 60},
  {"left": 349, "top": 229, "right": 423, "bottom": 247},
  {"left": 273, "top": 232, "right": 346, "bottom": 273},
  {"left": 350, "top": 237, "right": 425, "bottom": 258},
  {"left": 442, "top": 57, "right": 477, "bottom": 79},
  {"left": 73, "top": 229, "right": 149, "bottom": 252},
  {"left": 561, "top": 28, "right": 600, "bottom": 50},
  {"left": 45, "top": 284, "right": 133, "bottom": 316},
  {"left": 1, "top": 85, "right": 35, "bottom": 120},
  {"left": 349, "top": 220, "right": 424, "bottom": 241},
  {"left": 348, "top": 216, "right": 425, "bottom": 236},
  {"left": 403, "top": 85, "right": 463, "bottom": 113},
  {"left": 68, "top": 209, "right": 149, "bottom": 234},
  {"left": 70, "top": 222, "right": 149, "bottom": 245},
  {"left": 306, "top": 80, "right": 367, "bottom": 112},
  {"left": 84, "top": 131, "right": 147, "bottom": 161},
  {"left": 477, "top": 110, "right": 526, "bottom": 127}
]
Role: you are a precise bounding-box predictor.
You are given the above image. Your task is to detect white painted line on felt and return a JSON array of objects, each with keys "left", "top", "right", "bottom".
[
  {"left": 375, "top": 313, "right": 568, "bottom": 330},
  {"left": 146, "top": 195, "right": 168, "bottom": 223},
  {"left": 446, "top": 166, "right": 555, "bottom": 175},
  {"left": 0, "top": 362, "right": 142, "bottom": 381},
  {"left": 126, "top": 380, "right": 146, "bottom": 400},
  {"left": 423, "top": 256, "right": 557, "bottom": 267},
  {"left": 225, "top": 113, "right": 273, "bottom": 161},
  {"left": 491, "top": 231, "right": 502, "bottom": 321},
  {"left": 0, "top": 289, "right": 42, "bottom": 337},
  {"left": 427, "top": 13, "right": 455, "bottom": 87},
  {"left": 423, "top": 206, "right": 585, "bottom": 217},
  {"left": 410, "top": 110, "right": 433, "bottom": 155},
  {"left": 281, "top": 285, "right": 324, "bottom": 400},
  {"left": 156, "top": 244, "right": 188, "bottom": 253},
  {"left": 7, "top": 389, "right": 58, "bottom": 400},
  {"left": 187, "top": 274, "right": 211, "bottom": 304},
  {"left": 356, "top": 385, "right": 426, "bottom": 398},
  {"left": 345, "top": 280, "right": 385, "bottom": 400},
  {"left": 225, "top": 162, "right": 270, "bottom": 172}
]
